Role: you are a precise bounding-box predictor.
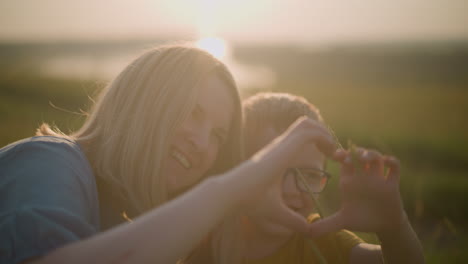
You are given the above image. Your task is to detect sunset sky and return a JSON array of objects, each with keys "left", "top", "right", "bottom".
[{"left": 1, "top": 0, "right": 467, "bottom": 44}]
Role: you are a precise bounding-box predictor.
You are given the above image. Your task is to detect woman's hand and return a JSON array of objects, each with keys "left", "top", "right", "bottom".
[
  {"left": 244, "top": 175, "right": 311, "bottom": 233},
  {"left": 251, "top": 116, "right": 336, "bottom": 168},
  {"left": 242, "top": 116, "right": 337, "bottom": 233},
  {"left": 308, "top": 147, "right": 407, "bottom": 237}
]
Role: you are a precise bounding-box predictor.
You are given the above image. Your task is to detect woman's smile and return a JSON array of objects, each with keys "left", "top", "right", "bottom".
[{"left": 171, "top": 147, "right": 192, "bottom": 169}]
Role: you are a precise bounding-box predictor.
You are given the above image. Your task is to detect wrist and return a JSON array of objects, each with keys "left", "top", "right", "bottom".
[
  {"left": 212, "top": 160, "right": 263, "bottom": 209},
  {"left": 376, "top": 211, "right": 425, "bottom": 264},
  {"left": 377, "top": 211, "right": 410, "bottom": 239}
]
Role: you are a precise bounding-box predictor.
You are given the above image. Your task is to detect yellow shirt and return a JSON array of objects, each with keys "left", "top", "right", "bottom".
[{"left": 245, "top": 214, "right": 364, "bottom": 264}]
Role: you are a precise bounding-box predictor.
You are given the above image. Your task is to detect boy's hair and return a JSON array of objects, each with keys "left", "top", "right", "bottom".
[
  {"left": 242, "top": 92, "right": 324, "bottom": 157},
  {"left": 37, "top": 44, "right": 243, "bottom": 214}
]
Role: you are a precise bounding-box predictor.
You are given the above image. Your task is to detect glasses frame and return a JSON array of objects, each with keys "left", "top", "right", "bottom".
[{"left": 285, "top": 167, "right": 332, "bottom": 194}]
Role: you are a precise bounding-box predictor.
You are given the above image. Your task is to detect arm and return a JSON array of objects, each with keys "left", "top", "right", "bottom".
[
  {"left": 31, "top": 117, "right": 336, "bottom": 264},
  {"left": 376, "top": 213, "right": 424, "bottom": 264},
  {"left": 32, "top": 176, "right": 237, "bottom": 264},
  {"left": 358, "top": 156, "right": 424, "bottom": 264},
  {"left": 350, "top": 215, "right": 424, "bottom": 264}
]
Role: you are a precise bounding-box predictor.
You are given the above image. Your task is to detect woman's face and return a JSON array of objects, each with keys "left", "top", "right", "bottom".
[
  {"left": 247, "top": 125, "right": 326, "bottom": 238},
  {"left": 164, "top": 74, "right": 234, "bottom": 197}
]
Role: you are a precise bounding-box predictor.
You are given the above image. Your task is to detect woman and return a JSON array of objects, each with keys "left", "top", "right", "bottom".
[
  {"left": 201, "top": 93, "right": 424, "bottom": 263},
  {"left": 0, "top": 46, "right": 335, "bottom": 264}
]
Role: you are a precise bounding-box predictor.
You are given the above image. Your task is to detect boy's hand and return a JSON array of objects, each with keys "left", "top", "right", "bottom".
[{"left": 307, "top": 147, "right": 408, "bottom": 237}]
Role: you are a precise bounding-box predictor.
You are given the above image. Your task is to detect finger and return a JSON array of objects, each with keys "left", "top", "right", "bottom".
[
  {"left": 352, "top": 147, "right": 383, "bottom": 178},
  {"left": 337, "top": 153, "right": 355, "bottom": 189},
  {"left": 304, "top": 129, "right": 336, "bottom": 157},
  {"left": 281, "top": 117, "right": 337, "bottom": 157},
  {"left": 275, "top": 203, "right": 310, "bottom": 233},
  {"left": 298, "top": 117, "right": 338, "bottom": 157},
  {"left": 302, "top": 117, "right": 334, "bottom": 135},
  {"left": 384, "top": 156, "right": 401, "bottom": 184},
  {"left": 315, "top": 139, "right": 338, "bottom": 157},
  {"left": 307, "top": 212, "right": 344, "bottom": 238},
  {"left": 286, "top": 116, "right": 331, "bottom": 136},
  {"left": 301, "top": 129, "right": 337, "bottom": 158},
  {"left": 354, "top": 147, "right": 370, "bottom": 163},
  {"left": 331, "top": 151, "right": 355, "bottom": 190},
  {"left": 254, "top": 118, "right": 334, "bottom": 170},
  {"left": 348, "top": 147, "right": 365, "bottom": 175},
  {"left": 362, "top": 149, "right": 385, "bottom": 177},
  {"left": 331, "top": 149, "right": 347, "bottom": 162}
]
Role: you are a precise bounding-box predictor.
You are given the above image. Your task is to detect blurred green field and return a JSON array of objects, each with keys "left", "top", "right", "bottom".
[
  {"left": 1, "top": 42, "right": 468, "bottom": 262},
  {"left": 237, "top": 44, "right": 468, "bottom": 262}
]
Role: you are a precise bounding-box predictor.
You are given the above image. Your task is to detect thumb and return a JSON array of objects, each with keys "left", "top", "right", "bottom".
[
  {"left": 307, "top": 212, "right": 344, "bottom": 238},
  {"left": 331, "top": 149, "right": 347, "bottom": 162},
  {"left": 275, "top": 203, "right": 310, "bottom": 234}
]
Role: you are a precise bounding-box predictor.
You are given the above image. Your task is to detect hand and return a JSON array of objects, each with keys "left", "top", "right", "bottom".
[
  {"left": 308, "top": 147, "right": 407, "bottom": 237},
  {"left": 244, "top": 176, "right": 311, "bottom": 234},
  {"left": 252, "top": 116, "right": 336, "bottom": 167},
  {"left": 245, "top": 116, "right": 337, "bottom": 233}
]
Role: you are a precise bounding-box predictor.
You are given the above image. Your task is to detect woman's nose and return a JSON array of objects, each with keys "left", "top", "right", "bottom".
[{"left": 186, "top": 122, "right": 211, "bottom": 154}]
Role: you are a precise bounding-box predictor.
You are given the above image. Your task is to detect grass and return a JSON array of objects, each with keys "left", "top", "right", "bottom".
[{"left": 0, "top": 73, "right": 98, "bottom": 146}]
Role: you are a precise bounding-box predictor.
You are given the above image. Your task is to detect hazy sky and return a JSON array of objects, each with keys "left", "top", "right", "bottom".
[{"left": 1, "top": 0, "right": 467, "bottom": 44}]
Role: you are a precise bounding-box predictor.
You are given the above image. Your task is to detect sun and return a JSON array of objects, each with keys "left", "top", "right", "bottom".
[{"left": 195, "top": 37, "right": 229, "bottom": 60}]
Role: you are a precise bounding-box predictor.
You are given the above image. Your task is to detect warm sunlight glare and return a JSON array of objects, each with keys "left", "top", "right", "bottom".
[{"left": 195, "top": 37, "right": 228, "bottom": 59}]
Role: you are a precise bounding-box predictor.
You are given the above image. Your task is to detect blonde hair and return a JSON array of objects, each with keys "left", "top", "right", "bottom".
[
  {"left": 37, "top": 44, "right": 243, "bottom": 214},
  {"left": 209, "top": 92, "right": 324, "bottom": 264}
]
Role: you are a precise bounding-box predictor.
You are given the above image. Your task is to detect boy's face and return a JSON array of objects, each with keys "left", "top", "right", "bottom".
[{"left": 246, "top": 125, "right": 326, "bottom": 238}]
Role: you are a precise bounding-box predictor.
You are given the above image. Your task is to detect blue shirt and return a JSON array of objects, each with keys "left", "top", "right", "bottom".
[{"left": 0, "top": 136, "right": 100, "bottom": 263}]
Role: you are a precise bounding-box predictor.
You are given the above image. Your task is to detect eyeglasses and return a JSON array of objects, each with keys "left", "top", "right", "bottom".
[{"left": 285, "top": 168, "right": 331, "bottom": 194}]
